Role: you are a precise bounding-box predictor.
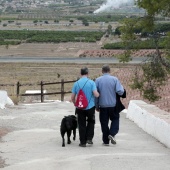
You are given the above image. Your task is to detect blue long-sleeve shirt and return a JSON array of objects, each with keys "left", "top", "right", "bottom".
[{"left": 95, "top": 73, "right": 124, "bottom": 108}]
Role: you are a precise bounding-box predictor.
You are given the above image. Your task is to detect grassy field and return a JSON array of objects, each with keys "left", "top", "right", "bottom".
[{"left": 0, "top": 62, "right": 127, "bottom": 101}]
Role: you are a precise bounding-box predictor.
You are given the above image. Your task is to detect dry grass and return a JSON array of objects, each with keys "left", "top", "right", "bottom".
[
  {"left": 0, "top": 42, "right": 102, "bottom": 57},
  {"left": 10, "top": 95, "right": 19, "bottom": 105},
  {"left": 0, "top": 62, "right": 127, "bottom": 101}
]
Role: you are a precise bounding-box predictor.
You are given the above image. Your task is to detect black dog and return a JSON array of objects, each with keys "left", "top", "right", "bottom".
[{"left": 60, "top": 115, "right": 77, "bottom": 147}]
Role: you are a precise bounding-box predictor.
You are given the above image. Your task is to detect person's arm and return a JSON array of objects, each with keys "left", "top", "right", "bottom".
[
  {"left": 92, "top": 80, "right": 99, "bottom": 97},
  {"left": 93, "top": 90, "right": 99, "bottom": 97},
  {"left": 71, "top": 82, "right": 77, "bottom": 104},
  {"left": 94, "top": 79, "right": 100, "bottom": 111},
  {"left": 121, "top": 89, "right": 126, "bottom": 98},
  {"left": 71, "top": 93, "right": 76, "bottom": 105},
  {"left": 95, "top": 95, "right": 100, "bottom": 112},
  {"left": 115, "top": 78, "right": 124, "bottom": 96}
]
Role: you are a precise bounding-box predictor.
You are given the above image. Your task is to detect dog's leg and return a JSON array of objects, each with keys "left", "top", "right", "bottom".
[
  {"left": 61, "top": 131, "right": 65, "bottom": 147},
  {"left": 67, "top": 130, "right": 71, "bottom": 144},
  {"left": 73, "top": 129, "right": 76, "bottom": 140}
]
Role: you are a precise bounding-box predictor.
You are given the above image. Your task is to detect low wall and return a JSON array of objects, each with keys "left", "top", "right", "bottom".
[
  {"left": 0, "top": 90, "right": 14, "bottom": 109},
  {"left": 126, "top": 100, "right": 170, "bottom": 148}
]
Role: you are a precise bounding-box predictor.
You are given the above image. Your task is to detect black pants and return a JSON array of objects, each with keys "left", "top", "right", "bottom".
[
  {"left": 99, "top": 107, "right": 119, "bottom": 144},
  {"left": 77, "top": 106, "right": 95, "bottom": 144}
]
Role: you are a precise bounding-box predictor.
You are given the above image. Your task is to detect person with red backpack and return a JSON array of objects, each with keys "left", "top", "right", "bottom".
[{"left": 71, "top": 67, "right": 99, "bottom": 147}]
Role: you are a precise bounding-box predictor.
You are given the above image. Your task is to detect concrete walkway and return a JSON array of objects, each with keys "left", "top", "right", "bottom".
[{"left": 0, "top": 101, "right": 170, "bottom": 170}]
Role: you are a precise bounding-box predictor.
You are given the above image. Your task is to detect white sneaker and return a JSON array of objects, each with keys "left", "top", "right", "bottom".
[{"left": 108, "top": 135, "right": 116, "bottom": 144}]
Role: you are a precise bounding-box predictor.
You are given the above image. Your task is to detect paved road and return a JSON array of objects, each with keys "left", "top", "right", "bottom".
[
  {"left": 0, "top": 101, "right": 170, "bottom": 170},
  {"left": 0, "top": 56, "right": 147, "bottom": 63}
]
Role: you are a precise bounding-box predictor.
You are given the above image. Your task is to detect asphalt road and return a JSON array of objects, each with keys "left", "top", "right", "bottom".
[{"left": 0, "top": 56, "right": 147, "bottom": 63}]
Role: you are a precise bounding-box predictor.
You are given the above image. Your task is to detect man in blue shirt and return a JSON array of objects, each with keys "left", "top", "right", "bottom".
[
  {"left": 71, "top": 67, "right": 99, "bottom": 147},
  {"left": 95, "top": 65, "right": 124, "bottom": 146}
]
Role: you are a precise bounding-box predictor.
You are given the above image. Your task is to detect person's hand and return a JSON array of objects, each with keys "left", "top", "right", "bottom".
[{"left": 96, "top": 108, "right": 100, "bottom": 112}]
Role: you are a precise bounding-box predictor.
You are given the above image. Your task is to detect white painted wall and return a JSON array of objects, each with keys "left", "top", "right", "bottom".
[
  {"left": 0, "top": 90, "right": 14, "bottom": 109},
  {"left": 127, "top": 100, "right": 170, "bottom": 148}
]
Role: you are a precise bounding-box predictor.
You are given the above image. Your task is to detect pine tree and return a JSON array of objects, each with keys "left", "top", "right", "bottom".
[{"left": 120, "top": 0, "right": 170, "bottom": 102}]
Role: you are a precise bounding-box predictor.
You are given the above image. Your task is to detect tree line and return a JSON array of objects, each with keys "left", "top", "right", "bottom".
[
  {"left": 103, "top": 22, "right": 170, "bottom": 50},
  {"left": 114, "top": 22, "right": 170, "bottom": 37}
]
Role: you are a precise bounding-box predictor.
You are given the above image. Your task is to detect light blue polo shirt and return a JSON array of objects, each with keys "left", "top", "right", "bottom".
[{"left": 72, "top": 77, "right": 97, "bottom": 110}]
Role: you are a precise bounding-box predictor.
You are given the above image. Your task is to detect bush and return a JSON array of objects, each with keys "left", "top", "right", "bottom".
[
  {"left": 0, "top": 30, "right": 104, "bottom": 43},
  {"left": 3, "top": 23, "right": 7, "bottom": 27}
]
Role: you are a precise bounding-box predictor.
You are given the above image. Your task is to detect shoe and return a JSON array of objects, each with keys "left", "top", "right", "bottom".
[
  {"left": 102, "top": 143, "right": 109, "bottom": 146},
  {"left": 108, "top": 135, "right": 116, "bottom": 144},
  {"left": 86, "top": 140, "right": 93, "bottom": 145},
  {"left": 79, "top": 143, "right": 86, "bottom": 147}
]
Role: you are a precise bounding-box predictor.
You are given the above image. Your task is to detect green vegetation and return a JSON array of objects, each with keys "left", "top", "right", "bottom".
[
  {"left": 114, "top": 22, "right": 170, "bottom": 37},
  {"left": 0, "top": 40, "right": 21, "bottom": 45},
  {"left": 0, "top": 30, "right": 104, "bottom": 45},
  {"left": 116, "top": 0, "right": 170, "bottom": 102},
  {"left": 104, "top": 22, "right": 170, "bottom": 50},
  {"left": 77, "top": 14, "right": 127, "bottom": 23}
]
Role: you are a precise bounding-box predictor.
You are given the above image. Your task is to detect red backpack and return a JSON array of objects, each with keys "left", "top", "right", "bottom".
[{"left": 75, "top": 80, "right": 89, "bottom": 109}]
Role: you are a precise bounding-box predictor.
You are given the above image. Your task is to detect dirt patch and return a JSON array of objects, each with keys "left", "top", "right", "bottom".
[
  {"left": 0, "top": 127, "right": 10, "bottom": 141},
  {"left": 0, "top": 157, "right": 6, "bottom": 168},
  {"left": 0, "top": 42, "right": 102, "bottom": 57},
  {"left": 0, "top": 127, "right": 11, "bottom": 168}
]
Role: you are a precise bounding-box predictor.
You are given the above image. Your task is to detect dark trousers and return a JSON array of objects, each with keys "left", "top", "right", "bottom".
[
  {"left": 77, "top": 106, "right": 95, "bottom": 144},
  {"left": 99, "top": 107, "right": 119, "bottom": 144}
]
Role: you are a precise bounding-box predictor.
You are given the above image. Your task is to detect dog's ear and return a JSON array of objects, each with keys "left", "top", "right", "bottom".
[
  {"left": 64, "top": 116, "right": 68, "bottom": 119},
  {"left": 71, "top": 115, "right": 76, "bottom": 119}
]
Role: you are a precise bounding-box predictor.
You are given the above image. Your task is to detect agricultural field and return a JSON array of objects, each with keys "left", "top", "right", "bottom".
[{"left": 0, "top": 18, "right": 120, "bottom": 32}]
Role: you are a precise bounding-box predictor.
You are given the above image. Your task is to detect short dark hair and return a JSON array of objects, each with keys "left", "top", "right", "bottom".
[
  {"left": 81, "top": 67, "right": 89, "bottom": 75},
  {"left": 102, "top": 64, "right": 110, "bottom": 73}
]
